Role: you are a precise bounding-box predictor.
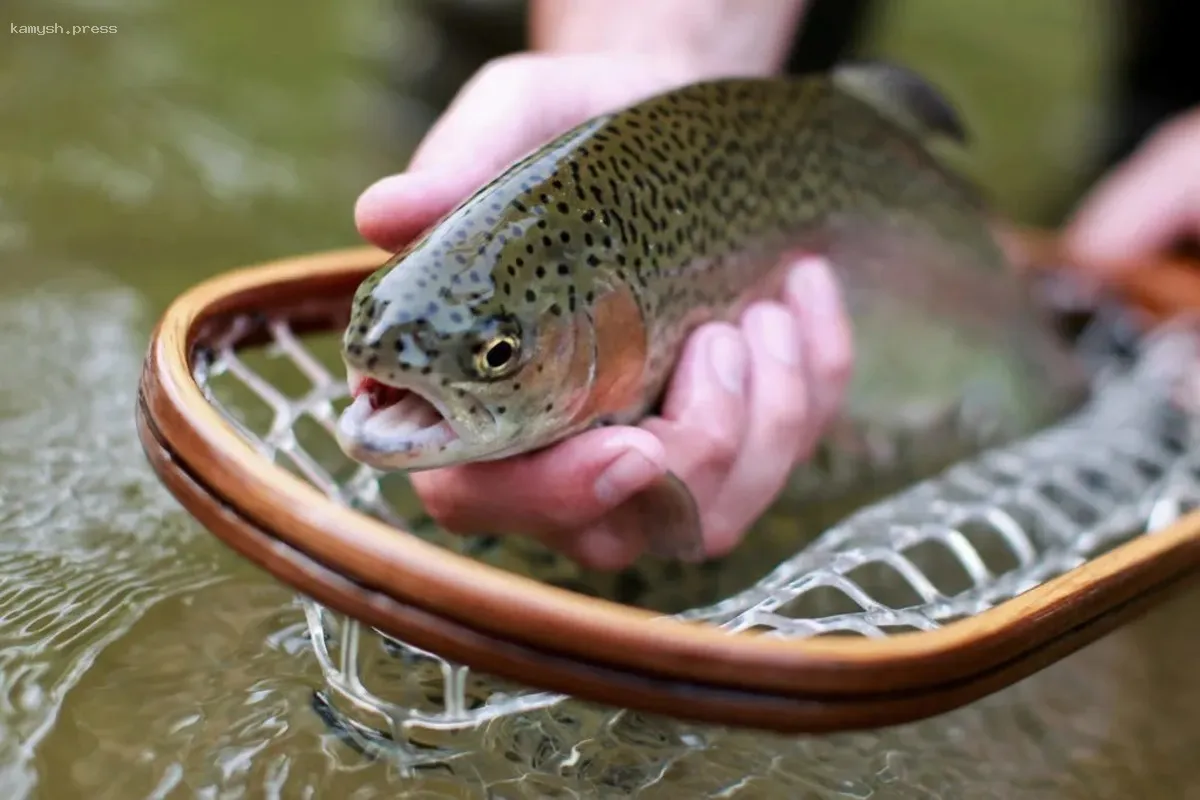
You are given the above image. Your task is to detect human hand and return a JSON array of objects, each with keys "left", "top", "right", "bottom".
[
  {"left": 356, "top": 52, "right": 703, "bottom": 251},
  {"left": 355, "top": 53, "right": 853, "bottom": 569},
  {"left": 1063, "top": 107, "right": 1200, "bottom": 269}
]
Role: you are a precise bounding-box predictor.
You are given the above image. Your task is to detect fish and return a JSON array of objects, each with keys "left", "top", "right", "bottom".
[{"left": 334, "top": 61, "right": 1090, "bottom": 564}]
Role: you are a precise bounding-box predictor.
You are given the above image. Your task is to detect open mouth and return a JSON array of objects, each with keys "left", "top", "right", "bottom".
[{"left": 335, "top": 368, "right": 458, "bottom": 459}]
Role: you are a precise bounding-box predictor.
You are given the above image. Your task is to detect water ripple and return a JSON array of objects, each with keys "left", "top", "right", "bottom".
[{"left": 0, "top": 272, "right": 224, "bottom": 797}]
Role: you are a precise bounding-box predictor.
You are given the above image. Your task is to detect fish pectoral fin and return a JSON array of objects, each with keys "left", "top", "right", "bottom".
[
  {"left": 609, "top": 469, "right": 706, "bottom": 563},
  {"left": 832, "top": 60, "right": 968, "bottom": 145}
]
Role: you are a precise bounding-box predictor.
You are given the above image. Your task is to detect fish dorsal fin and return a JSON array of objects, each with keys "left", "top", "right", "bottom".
[{"left": 832, "top": 60, "right": 968, "bottom": 145}]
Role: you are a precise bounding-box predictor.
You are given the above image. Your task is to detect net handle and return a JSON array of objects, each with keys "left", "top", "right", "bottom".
[{"left": 136, "top": 230, "right": 1200, "bottom": 702}]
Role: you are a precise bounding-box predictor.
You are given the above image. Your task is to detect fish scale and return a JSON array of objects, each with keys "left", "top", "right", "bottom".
[{"left": 336, "top": 62, "right": 1090, "bottom": 563}]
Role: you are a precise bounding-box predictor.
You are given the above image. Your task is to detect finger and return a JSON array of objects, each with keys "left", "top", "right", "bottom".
[
  {"left": 638, "top": 323, "right": 751, "bottom": 522},
  {"left": 1064, "top": 112, "right": 1200, "bottom": 269},
  {"left": 355, "top": 168, "right": 480, "bottom": 252},
  {"left": 410, "top": 424, "right": 666, "bottom": 541},
  {"left": 782, "top": 256, "right": 853, "bottom": 455},
  {"left": 569, "top": 498, "right": 655, "bottom": 571},
  {"left": 571, "top": 325, "right": 749, "bottom": 570},
  {"left": 535, "top": 323, "right": 750, "bottom": 570},
  {"left": 703, "top": 302, "right": 812, "bottom": 556}
]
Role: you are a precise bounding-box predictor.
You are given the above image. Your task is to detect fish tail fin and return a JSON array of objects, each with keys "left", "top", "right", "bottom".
[{"left": 832, "top": 60, "right": 968, "bottom": 145}]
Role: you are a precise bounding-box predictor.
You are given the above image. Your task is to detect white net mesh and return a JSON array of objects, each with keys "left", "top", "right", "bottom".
[{"left": 193, "top": 306, "right": 1200, "bottom": 780}]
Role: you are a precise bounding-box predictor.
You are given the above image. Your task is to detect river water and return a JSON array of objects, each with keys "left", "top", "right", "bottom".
[{"left": 5, "top": 0, "right": 1200, "bottom": 797}]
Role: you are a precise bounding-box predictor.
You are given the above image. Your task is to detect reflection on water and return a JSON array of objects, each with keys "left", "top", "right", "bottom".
[
  {"left": 3, "top": 0, "right": 1200, "bottom": 797},
  {"left": 0, "top": 275, "right": 222, "bottom": 796}
]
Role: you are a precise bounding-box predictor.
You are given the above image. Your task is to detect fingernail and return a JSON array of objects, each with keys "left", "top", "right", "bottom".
[
  {"left": 749, "top": 305, "right": 802, "bottom": 367},
  {"left": 354, "top": 174, "right": 418, "bottom": 224},
  {"left": 594, "top": 438, "right": 664, "bottom": 506},
  {"left": 787, "top": 262, "right": 840, "bottom": 324},
  {"left": 575, "top": 523, "right": 639, "bottom": 570},
  {"left": 708, "top": 330, "right": 747, "bottom": 395},
  {"left": 359, "top": 170, "right": 452, "bottom": 208},
  {"left": 358, "top": 174, "right": 411, "bottom": 203}
]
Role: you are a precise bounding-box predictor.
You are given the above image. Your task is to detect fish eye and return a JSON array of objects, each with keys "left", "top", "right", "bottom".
[{"left": 473, "top": 333, "right": 521, "bottom": 379}]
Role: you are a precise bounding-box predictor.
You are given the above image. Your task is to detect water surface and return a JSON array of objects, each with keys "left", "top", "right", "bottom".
[{"left": 5, "top": 1, "right": 1200, "bottom": 797}]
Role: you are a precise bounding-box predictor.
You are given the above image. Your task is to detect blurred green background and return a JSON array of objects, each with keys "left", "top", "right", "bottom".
[{"left": 11, "top": 1, "right": 1200, "bottom": 798}]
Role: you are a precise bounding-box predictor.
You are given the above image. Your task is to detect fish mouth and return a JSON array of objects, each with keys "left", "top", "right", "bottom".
[{"left": 335, "top": 367, "right": 465, "bottom": 470}]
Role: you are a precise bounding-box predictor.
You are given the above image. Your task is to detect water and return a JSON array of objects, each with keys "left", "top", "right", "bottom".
[{"left": 4, "top": 0, "right": 1200, "bottom": 796}]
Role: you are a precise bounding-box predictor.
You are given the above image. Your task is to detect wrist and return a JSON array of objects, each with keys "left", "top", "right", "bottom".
[{"left": 530, "top": 0, "right": 808, "bottom": 81}]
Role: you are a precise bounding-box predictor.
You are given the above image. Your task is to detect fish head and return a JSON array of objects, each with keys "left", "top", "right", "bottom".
[{"left": 335, "top": 230, "right": 606, "bottom": 472}]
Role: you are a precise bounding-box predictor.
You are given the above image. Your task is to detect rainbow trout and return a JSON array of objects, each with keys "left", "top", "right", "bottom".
[{"left": 335, "top": 61, "right": 1088, "bottom": 562}]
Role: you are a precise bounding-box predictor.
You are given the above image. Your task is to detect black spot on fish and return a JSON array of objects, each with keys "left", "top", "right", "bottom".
[{"left": 525, "top": 289, "right": 536, "bottom": 303}]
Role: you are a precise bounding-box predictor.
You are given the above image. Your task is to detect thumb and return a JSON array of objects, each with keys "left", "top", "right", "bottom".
[
  {"left": 409, "top": 426, "right": 668, "bottom": 540},
  {"left": 354, "top": 168, "right": 483, "bottom": 253}
]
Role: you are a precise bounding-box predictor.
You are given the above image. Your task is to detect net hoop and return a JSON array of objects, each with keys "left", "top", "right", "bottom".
[{"left": 135, "top": 230, "right": 1200, "bottom": 732}]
